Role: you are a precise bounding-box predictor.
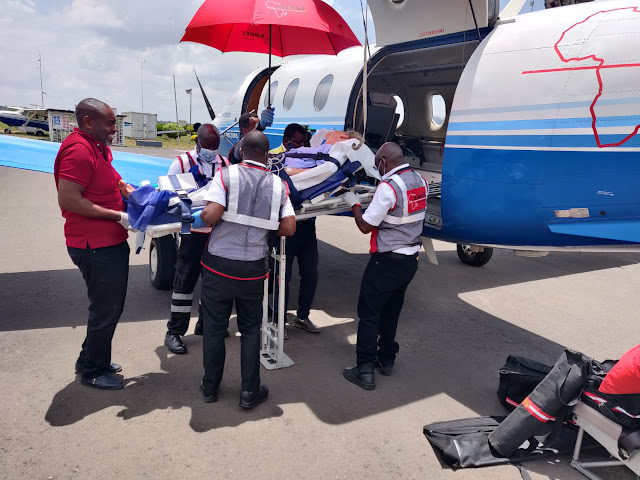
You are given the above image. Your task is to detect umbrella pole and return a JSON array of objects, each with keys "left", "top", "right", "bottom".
[{"left": 268, "top": 24, "right": 272, "bottom": 108}]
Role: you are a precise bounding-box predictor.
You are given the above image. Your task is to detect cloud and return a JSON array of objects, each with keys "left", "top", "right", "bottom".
[{"left": 0, "top": 0, "right": 368, "bottom": 122}]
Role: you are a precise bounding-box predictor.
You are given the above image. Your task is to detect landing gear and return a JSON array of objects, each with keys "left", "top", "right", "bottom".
[
  {"left": 456, "top": 244, "right": 494, "bottom": 267},
  {"left": 149, "top": 234, "right": 178, "bottom": 290}
]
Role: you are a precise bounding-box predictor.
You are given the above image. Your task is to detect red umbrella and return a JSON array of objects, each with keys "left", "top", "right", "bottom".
[{"left": 181, "top": 0, "right": 361, "bottom": 106}]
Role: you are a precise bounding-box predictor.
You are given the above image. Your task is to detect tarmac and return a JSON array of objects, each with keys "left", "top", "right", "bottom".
[{"left": 1, "top": 163, "right": 639, "bottom": 480}]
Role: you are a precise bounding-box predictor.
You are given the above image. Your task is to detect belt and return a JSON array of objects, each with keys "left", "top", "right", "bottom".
[{"left": 375, "top": 251, "right": 418, "bottom": 261}]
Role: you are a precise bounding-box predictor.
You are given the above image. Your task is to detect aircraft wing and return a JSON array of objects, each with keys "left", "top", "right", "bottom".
[
  {"left": 548, "top": 220, "right": 640, "bottom": 244},
  {"left": 0, "top": 135, "right": 171, "bottom": 185}
]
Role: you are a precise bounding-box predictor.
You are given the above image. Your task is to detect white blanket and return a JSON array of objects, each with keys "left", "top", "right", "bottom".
[{"left": 288, "top": 139, "right": 378, "bottom": 191}]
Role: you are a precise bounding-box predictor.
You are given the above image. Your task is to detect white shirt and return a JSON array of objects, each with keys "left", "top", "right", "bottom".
[
  {"left": 362, "top": 163, "right": 421, "bottom": 255},
  {"left": 167, "top": 148, "right": 217, "bottom": 179},
  {"left": 204, "top": 160, "right": 295, "bottom": 218}
]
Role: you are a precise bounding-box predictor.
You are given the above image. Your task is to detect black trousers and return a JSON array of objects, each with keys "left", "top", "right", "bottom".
[
  {"left": 201, "top": 268, "right": 263, "bottom": 393},
  {"left": 67, "top": 241, "right": 130, "bottom": 379},
  {"left": 166, "top": 232, "right": 209, "bottom": 336},
  {"left": 273, "top": 219, "right": 318, "bottom": 320},
  {"left": 356, "top": 252, "right": 419, "bottom": 366}
]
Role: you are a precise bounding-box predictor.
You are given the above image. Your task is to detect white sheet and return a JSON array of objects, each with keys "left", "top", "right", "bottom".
[{"left": 288, "top": 139, "right": 378, "bottom": 191}]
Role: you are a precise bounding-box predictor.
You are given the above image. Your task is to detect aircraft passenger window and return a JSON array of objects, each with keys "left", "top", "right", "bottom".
[
  {"left": 428, "top": 93, "right": 446, "bottom": 131},
  {"left": 282, "top": 78, "right": 300, "bottom": 111},
  {"left": 392, "top": 95, "right": 405, "bottom": 128},
  {"left": 264, "top": 81, "right": 278, "bottom": 107},
  {"left": 313, "top": 75, "right": 334, "bottom": 111}
]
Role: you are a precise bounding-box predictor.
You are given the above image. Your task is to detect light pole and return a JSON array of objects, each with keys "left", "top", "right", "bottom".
[
  {"left": 138, "top": 57, "right": 145, "bottom": 113},
  {"left": 173, "top": 74, "right": 180, "bottom": 148},
  {"left": 37, "top": 52, "right": 46, "bottom": 109},
  {"left": 185, "top": 89, "right": 192, "bottom": 126},
  {"left": 139, "top": 57, "right": 146, "bottom": 138}
]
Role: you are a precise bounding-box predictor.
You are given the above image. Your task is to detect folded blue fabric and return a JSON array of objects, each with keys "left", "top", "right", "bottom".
[{"left": 126, "top": 184, "right": 180, "bottom": 232}]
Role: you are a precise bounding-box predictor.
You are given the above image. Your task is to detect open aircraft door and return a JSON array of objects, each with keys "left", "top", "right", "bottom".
[
  {"left": 367, "top": 0, "right": 498, "bottom": 47},
  {"left": 356, "top": 0, "right": 498, "bottom": 265}
]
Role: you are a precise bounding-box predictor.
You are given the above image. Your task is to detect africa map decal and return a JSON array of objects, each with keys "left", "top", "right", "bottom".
[{"left": 523, "top": 7, "right": 640, "bottom": 148}]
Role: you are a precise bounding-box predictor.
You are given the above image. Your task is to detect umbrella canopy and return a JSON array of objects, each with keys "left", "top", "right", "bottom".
[{"left": 180, "top": 0, "right": 361, "bottom": 57}]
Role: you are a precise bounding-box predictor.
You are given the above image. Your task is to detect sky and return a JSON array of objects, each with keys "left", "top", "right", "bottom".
[{"left": 0, "top": 0, "right": 542, "bottom": 123}]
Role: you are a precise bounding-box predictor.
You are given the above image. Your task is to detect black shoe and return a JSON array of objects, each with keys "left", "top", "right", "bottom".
[
  {"left": 239, "top": 385, "right": 269, "bottom": 409},
  {"left": 377, "top": 361, "right": 394, "bottom": 376},
  {"left": 199, "top": 380, "right": 218, "bottom": 403},
  {"left": 80, "top": 373, "right": 124, "bottom": 390},
  {"left": 194, "top": 321, "right": 203, "bottom": 336},
  {"left": 75, "top": 362, "right": 122, "bottom": 374},
  {"left": 343, "top": 364, "right": 376, "bottom": 390},
  {"left": 165, "top": 334, "right": 187, "bottom": 354}
]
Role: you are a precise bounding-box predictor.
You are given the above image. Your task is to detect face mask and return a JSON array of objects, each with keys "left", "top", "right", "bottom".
[
  {"left": 198, "top": 147, "right": 218, "bottom": 163},
  {"left": 374, "top": 159, "right": 386, "bottom": 176}
]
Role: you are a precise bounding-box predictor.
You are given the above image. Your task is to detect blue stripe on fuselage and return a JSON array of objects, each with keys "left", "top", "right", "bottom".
[
  {"left": 450, "top": 96, "right": 640, "bottom": 117},
  {"left": 428, "top": 146, "right": 640, "bottom": 246},
  {"left": 445, "top": 133, "right": 640, "bottom": 148},
  {"left": 448, "top": 115, "right": 640, "bottom": 131}
]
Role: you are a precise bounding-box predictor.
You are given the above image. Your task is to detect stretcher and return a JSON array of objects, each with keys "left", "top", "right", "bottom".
[
  {"left": 570, "top": 400, "right": 640, "bottom": 479},
  {"left": 132, "top": 139, "right": 381, "bottom": 239}
]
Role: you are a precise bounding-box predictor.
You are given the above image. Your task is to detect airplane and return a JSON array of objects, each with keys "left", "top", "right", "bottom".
[
  {"left": 212, "top": 0, "right": 640, "bottom": 267},
  {"left": 0, "top": 106, "right": 49, "bottom": 136}
]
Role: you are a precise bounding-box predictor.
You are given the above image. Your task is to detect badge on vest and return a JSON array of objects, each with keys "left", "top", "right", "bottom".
[{"left": 407, "top": 187, "right": 427, "bottom": 213}]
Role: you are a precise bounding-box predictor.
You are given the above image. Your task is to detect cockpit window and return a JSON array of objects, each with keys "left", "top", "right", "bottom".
[
  {"left": 313, "top": 75, "right": 333, "bottom": 111},
  {"left": 428, "top": 93, "right": 446, "bottom": 131},
  {"left": 264, "top": 81, "right": 278, "bottom": 107},
  {"left": 283, "top": 78, "right": 300, "bottom": 111}
]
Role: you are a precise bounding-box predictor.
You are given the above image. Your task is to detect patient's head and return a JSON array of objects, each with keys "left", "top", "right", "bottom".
[{"left": 325, "top": 129, "right": 364, "bottom": 145}]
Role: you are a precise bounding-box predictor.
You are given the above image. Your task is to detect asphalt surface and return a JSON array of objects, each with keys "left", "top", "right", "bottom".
[{"left": 1, "top": 165, "right": 639, "bottom": 479}]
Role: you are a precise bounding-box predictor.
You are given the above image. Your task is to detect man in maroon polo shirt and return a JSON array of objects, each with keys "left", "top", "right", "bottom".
[{"left": 55, "top": 97, "right": 133, "bottom": 390}]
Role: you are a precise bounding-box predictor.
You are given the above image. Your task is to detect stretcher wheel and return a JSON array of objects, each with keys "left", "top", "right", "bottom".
[
  {"left": 456, "top": 244, "right": 493, "bottom": 267},
  {"left": 149, "top": 234, "right": 177, "bottom": 290}
]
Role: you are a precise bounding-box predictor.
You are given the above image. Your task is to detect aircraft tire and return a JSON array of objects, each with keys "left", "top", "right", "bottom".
[
  {"left": 456, "top": 244, "right": 493, "bottom": 267},
  {"left": 149, "top": 234, "right": 177, "bottom": 290}
]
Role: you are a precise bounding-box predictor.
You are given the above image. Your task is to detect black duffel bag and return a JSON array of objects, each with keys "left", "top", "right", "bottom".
[
  {"left": 424, "top": 415, "right": 586, "bottom": 469},
  {"left": 497, "top": 356, "right": 552, "bottom": 410},
  {"left": 489, "top": 349, "right": 592, "bottom": 457}
]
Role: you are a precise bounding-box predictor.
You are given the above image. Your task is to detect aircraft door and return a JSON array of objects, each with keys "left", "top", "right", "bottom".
[{"left": 367, "top": 0, "right": 498, "bottom": 47}]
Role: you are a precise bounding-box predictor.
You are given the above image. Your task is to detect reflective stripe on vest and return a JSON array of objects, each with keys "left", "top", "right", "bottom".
[
  {"left": 179, "top": 151, "right": 196, "bottom": 174},
  {"left": 382, "top": 173, "right": 427, "bottom": 225},
  {"left": 221, "top": 164, "right": 282, "bottom": 230}
]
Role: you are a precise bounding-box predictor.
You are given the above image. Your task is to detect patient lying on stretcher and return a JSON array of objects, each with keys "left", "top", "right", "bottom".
[{"left": 281, "top": 130, "right": 363, "bottom": 176}]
